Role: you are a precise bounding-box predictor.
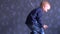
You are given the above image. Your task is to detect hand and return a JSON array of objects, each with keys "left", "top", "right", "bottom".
[{"left": 43, "top": 24, "right": 48, "bottom": 29}]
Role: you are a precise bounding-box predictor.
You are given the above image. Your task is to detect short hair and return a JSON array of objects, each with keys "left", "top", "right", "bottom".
[{"left": 40, "top": 1, "right": 50, "bottom": 7}]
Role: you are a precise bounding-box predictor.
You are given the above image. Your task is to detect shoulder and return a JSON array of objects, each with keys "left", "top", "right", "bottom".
[
  {"left": 28, "top": 7, "right": 42, "bottom": 16},
  {"left": 36, "top": 7, "right": 42, "bottom": 13}
]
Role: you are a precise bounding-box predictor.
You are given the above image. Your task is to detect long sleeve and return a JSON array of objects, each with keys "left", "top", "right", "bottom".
[
  {"left": 37, "top": 9, "right": 43, "bottom": 28},
  {"left": 30, "top": 10, "right": 37, "bottom": 26},
  {"left": 30, "top": 7, "right": 43, "bottom": 28}
]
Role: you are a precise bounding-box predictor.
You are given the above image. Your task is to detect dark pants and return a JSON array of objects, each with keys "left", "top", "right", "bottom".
[{"left": 30, "top": 25, "right": 45, "bottom": 34}]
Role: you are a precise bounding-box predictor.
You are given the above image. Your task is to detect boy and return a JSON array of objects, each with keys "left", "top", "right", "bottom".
[{"left": 25, "top": 1, "right": 51, "bottom": 34}]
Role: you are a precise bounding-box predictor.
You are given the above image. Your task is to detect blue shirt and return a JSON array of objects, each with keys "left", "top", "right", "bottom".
[{"left": 25, "top": 7, "right": 44, "bottom": 29}]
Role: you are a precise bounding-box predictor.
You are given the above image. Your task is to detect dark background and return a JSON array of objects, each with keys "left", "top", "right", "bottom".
[{"left": 0, "top": 0, "right": 60, "bottom": 34}]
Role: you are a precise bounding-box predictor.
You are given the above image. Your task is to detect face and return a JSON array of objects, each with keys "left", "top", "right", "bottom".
[
  {"left": 45, "top": 4, "right": 51, "bottom": 10},
  {"left": 43, "top": 3, "right": 51, "bottom": 12}
]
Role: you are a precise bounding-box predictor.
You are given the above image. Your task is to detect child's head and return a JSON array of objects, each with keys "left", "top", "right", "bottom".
[{"left": 40, "top": 1, "right": 51, "bottom": 12}]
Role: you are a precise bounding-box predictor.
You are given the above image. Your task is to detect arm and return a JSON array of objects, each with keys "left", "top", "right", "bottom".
[
  {"left": 37, "top": 10, "right": 48, "bottom": 29},
  {"left": 37, "top": 12, "right": 43, "bottom": 28},
  {"left": 31, "top": 11, "right": 37, "bottom": 26},
  {"left": 31, "top": 10, "right": 42, "bottom": 27}
]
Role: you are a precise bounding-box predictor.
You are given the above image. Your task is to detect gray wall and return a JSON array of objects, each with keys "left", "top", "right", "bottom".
[{"left": 0, "top": 0, "right": 60, "bottom": 34}]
